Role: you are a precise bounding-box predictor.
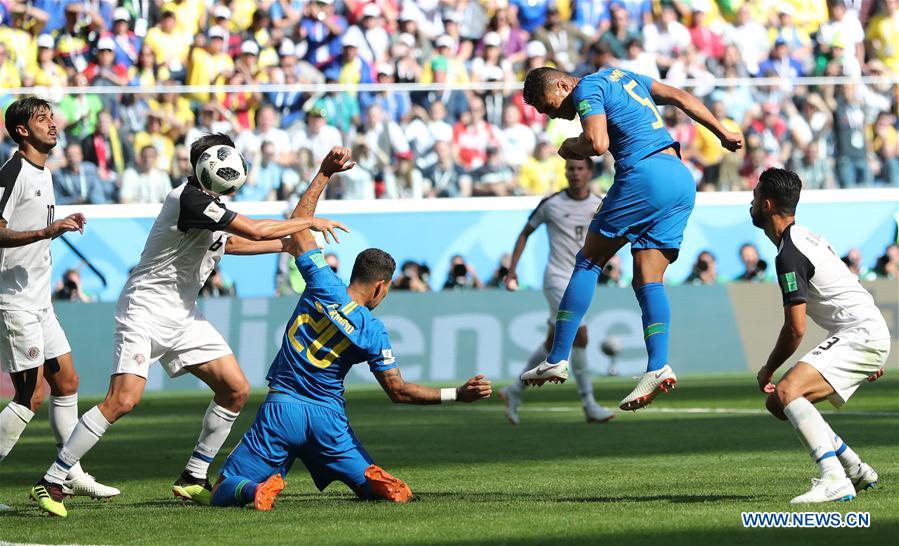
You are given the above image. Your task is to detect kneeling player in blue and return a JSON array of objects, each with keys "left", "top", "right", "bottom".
[
  {"left": 518, "top": 67, "right": 743, "bottom": 411},
  {"left": 211, "top": 147, "right": 493, "bottom": 510}
]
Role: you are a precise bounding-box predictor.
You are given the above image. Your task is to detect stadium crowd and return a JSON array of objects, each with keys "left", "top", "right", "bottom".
[{"left": 1, "top": 0, "right": 898, "bottom": 203}]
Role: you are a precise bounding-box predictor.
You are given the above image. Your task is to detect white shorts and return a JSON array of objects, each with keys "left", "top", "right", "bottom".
[
  {"left": 0, "top": 307, "right": 71, "bottom": 373},
  {"left": 543, "top": 283, "right": 585, "bottom": 327},
  {"left": 112, "top": 311, "right": 232, "bottom": 380},
  {"left": 798, "top": 334, "right": 891, "bottom": 408}
]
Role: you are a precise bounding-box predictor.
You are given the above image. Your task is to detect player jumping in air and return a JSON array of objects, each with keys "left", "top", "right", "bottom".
[
  {"left": 0, "top": 97, "right": 118, "bottom": 504},
  {"left": 518, "top": 67, "right": 742, "bottom": 411},
  {"left": 752, "top": 168, "right": 890, "bottom": 504},
  {"left": 30, "top": 135, "right": 348, "bottom": 517},
  {"left": 501, "top": 157, "right": 614, "bottom": 425},
  {"left": 209, "top": 147, "right": 492, "bottom": 510}
]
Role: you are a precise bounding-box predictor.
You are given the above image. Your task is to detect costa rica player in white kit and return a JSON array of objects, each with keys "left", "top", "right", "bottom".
[
  {"left": 0, "top": 97, "right": 118, "bottom": 505},
  {"left": 31, "top": 135, "right": 349, "bottom": 517},
  {"left": 501, "top": 157, "right": 614, "bottom": 425},
  {"left": 751, "top": 168, "right": 890, "bottom": 504}
]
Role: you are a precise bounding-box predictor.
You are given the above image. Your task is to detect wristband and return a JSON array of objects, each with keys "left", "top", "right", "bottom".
[{"left": 440, "top": 388, "right": 457, "bottom": 402}]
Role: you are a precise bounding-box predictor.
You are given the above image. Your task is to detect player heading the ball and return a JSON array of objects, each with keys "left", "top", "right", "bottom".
[
  {"left": 209, "top": 147, "right": 493, "bottom": 511},
  {"left": 517, "top": 67, "right": 742, "bottom": 411}
]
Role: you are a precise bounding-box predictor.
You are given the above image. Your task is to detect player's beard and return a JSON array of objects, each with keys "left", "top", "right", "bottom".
[{"left": 750, "top": 206, "right": 765, "bottom": 229}]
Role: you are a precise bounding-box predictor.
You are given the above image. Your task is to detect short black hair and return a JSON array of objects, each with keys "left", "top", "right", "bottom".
[
  {"left": 522, "top": 67, "right": 565, "bottom": 107},
  {"left": 350, "top": 248, "right": 396, "bottom": 284},
  {"left": 190, "top": 132, "right": 235, "bottom": 171},
  {"left": 4, "top": 96, "right": 52, "bottom": 144},
  {"left": 757, "top": 168, "right": 801, "bottom": 215}
]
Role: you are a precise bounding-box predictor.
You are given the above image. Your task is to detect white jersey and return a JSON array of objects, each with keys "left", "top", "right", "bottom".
[
  {"left": 0, "top": 153, "right": 56, "bottom": 310},
  {"left": 527, "top": 190, "right": 602, "bottom": 288},
  {"left": 116, "top": 179, "right": 235, "bottom": 325},
  {"left": 776, "top": 223, "right": 890, "bottom": 340}
]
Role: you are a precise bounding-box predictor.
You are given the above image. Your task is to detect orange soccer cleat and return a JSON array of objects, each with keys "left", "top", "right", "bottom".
[
  {"left": 364, "top": 465, "right": 413, "bottom": 503},
  {"left": 254, "top": 474, "right": 286, "bottom": 511}
]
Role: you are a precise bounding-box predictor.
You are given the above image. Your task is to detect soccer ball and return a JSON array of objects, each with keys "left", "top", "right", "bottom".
[{"left": 194, "top": 145, "right": 248, "bottom": 195}]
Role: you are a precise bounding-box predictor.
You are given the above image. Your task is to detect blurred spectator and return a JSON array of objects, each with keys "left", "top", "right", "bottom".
[
  {"left": 185, "top": 102, "right": 238, "bottom": 148},
  {"left": 471, "top": 32, "right": 514, "bottom": 125},
  {"left": 294, "top": 107, "right": 344, "bottom": 165},
  {"left": 238, "top": 141, "right": 298, "bottom": 201},
  {"left": 34, "top": 34, "right": 68, "bottom": 88},
  {"left": 110, "top": 8, "right": 140, "bottom": 69},
  {"left": 142, "top": 7, "right": 188, "bottom": 79},
  {"left": 866, "top": 0, "right": 899, "bottom": 72},
  {"left": 666, "top": 45, "right": 716, "bottom": 97},
  {"left": 572, "top": 0, "right": 611, "bottom": 41},
  {"left": 693, "top": 101, "right": 741, "bottom": 190},
  {"left": 332, "top": 141, "right": 376, "bottom": 200},
  {"left": 81, "top": 111, "right": 131, "bottom": 185},
  {"left": 509, "top": 0, "right": 550, "bottom": 34},
  {"left": 186, "top": 26, "right": 234, "bottom": 102},
  {"left": 443, "top": 255, "right": 483, "bottom": 290},
  {"left": 842, "top": 248, "right": 876, "bottom": 281},
  {"left": 55, "top": 2, "right": 102, "bottom": 74},
  {"left": 818, "top": 1, "right": 865, "bottom": 75},
  {"left": 53, "top": 142, "right": 111, "bottom": 205},
  {"left": 487, "top": 6, "right": 527, "bottom": 67},
  {"left": 129, "top": 44, "right": 169, "bottom": 87},
  {"left": 833, "top": 84, "right": 872, "bottom": 187},
  {"left": 300, "top": 0, "right": 347, "bottom": 76},
  {"left": 532, "top": 6, "right": 587, "bottom": 73},
  {"left": 384, "top": 150, "right": 427, "bottom": 199},
  {"left": 519, "top": 135, "right": 566, "bottom": 195},
  {"left": 688, "top": 2, "right": 724, "bottom": 61},
  {"left": 236, "top": 105, "right": 292, "bottom": 166},
  {"left": 598, "top": 254, "right": 625, "bottom": 286},
  {"left": 619, "top": 37, "right": 660, "bottom": 80},
  {"left": 487, "top": 253, "right": 512, "bottom": 288},
  {"left": 373, "top": 64, "right": 411, "bottom": 124},
  {"left": 757, "top": 37, "right": 804, "bottom": 79},
  {"left": 424, "top": 140, "right": 470, "bottom": 198},
  {"left": 872, "top": 111, "right": 898, "bottom": 186},
  {"left": 789, "top": 140, "right": 832, "bottom": 190},
  {"left": 684, "top": 251, "right": 718, "bottom": 285},
  {"left": 200, "top": 265, "right": 235, "bottom": 298},
  {"left": 394, "top": 260, "right": 431, "bottom": 292},
  {"left": 470, "top": 146, "right": 515, "bottom": 197},
  {"left": 85, "top": 37, "right": 130, "bottom": 112},
  {"left": 119, "top": 145, "right": 172, "bottom": 204},
  {"left": 53, "top": 269, "right": 92, "bottom": 303},
  {"left": 726, "top": 4, "right": 769, "bottom": 76},
  {"left": 133, "top": 111, "right": 174, "bottom": 172},
  {"left": 500, "top": 104, "right": 536, "bottom": 170},
  {"left": 598, "top": 4, "right": 640, "bottom": 60},
  {"left": 58, "top": 73, "right": 104, "bottom": 141},
  {"left": 170, "top": 145, "right": 193, "bottom": 184},
  {"left": 734, "top": 243, "right": 767, "bottom": 282},
  {"left": 453, "top": 96, "right": 499, "bottom": 170},
  {"left": 872, "top": 244, "right": 899, "bottom": 279},
  {"left": 642, "top": 6, "right": 691, "bottom": 76}
]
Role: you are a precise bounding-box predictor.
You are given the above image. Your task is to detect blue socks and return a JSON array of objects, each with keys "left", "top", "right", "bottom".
[
  {"left": 547, "top": 252, "right": 602, "bottom": 364},
  {"left": 211, "top": 476, "right": 257, "bottom": 507},
  {"left": 636, "top": 282, "right": 670, "bottom": 372}
]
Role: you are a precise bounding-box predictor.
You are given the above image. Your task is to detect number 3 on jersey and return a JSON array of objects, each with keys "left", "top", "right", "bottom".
[
  {"left": 623, "top": 80, "right": 664, "bottom": 130},
  {"left": 287, "top": 301, "right": 351, "bottom": 369}
]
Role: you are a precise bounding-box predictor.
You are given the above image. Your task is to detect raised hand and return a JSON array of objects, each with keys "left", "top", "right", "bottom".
[
  {"left": 319, "top": 146, "right": 356, "bottom": 177},
  {"left": 720, "top": 131, "right": 744, "bottom": 152},
  {"left": 45, "top": 213, "right": 87, "bottom": 238},
  {"left": 311, "top": 217, "right": 350, "bottom": 244}
]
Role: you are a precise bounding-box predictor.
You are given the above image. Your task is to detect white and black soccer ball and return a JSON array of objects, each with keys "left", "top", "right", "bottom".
[{"left": 194, "top": 144, "right": 248, "bottom": 195}]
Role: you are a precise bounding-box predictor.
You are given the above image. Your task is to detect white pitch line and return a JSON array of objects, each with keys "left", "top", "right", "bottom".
[{"left": 391, "top": 405, "right": 899, "bottom": 417}]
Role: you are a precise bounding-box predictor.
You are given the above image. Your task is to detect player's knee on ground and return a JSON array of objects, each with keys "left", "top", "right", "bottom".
[
  {"left": 573, "top": 327, "right": 589, "bottom": 348},
  {"left": 765, "top": 393, "right": 788, "bottom": 421},
  {"left": 361, "top": 465, "right": 413, "bottom": 503}
]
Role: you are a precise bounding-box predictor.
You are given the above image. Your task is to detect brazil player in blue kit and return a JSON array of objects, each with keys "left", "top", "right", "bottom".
[
  {"left": 519, "top": 67, "right": 743, "bottom": 411},
  {"left": 210, "top": 147, "right": 493, "bottom": 510}
]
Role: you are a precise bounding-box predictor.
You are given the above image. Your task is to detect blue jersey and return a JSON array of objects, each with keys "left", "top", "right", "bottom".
[
  {"left": 572, "top": 68, "right": 675, "bottom": 172},
  {"left": 266, "top": 249, "right": 397, "bottom": 411}
]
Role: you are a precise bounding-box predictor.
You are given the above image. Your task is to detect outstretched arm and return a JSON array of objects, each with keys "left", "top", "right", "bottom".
[
  {"left": 288, "top": 146, "right": 356, "bottom": 256},
  {"left": 374, "top": 367, "right": 492, "bottom": 405},
  {"left": 505, "top": 223, "right": 536, "bottom": 289},
  {"left": 0, "top": 214, "right": 86, "bottom": 248},
  {"left": 650, "top": 81, "right": 743, "bottom": 152}
]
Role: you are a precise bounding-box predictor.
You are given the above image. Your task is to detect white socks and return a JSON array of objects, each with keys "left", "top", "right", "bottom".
[
  {"left": 49, "top": 394, "right": 85, "bottom": 479},
  {"left": 821, "top": 421, "right": 863, "bottom": 474},
  {"left": 570, "top": 347, "right": 596, "bottom": 405},
  {"left": 44, "top": 405, "right": 110, "bottom": 484},
  {"left": 783, "top": 398, "right": 845, "bottom": 480},
  {"left": 0, "top": 402, "right": 34, "bottom": 462},
  {"left": 184, "top": 401, "right": 239, "bottom": 480},
  {"left": 509, "top": 346, "right": 549, "bottom": 396}
]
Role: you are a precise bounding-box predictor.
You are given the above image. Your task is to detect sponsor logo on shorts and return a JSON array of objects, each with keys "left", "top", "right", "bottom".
[
  {"left": 27, "top": 346, "right": 40, "bottom": 360},
  {"left": 133, "top": 353, "right": 146, "bottom": 365}
]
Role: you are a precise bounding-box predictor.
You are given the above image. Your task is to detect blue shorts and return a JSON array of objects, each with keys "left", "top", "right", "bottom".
[
  {"left": 219, "top": 393, "right": 374, "bottom": 493},
  {"left": 590, "top": 150, "right": 695, "bottom": 260}
]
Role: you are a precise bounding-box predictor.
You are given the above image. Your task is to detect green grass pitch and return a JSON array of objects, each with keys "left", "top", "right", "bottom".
[{"left": 1, "top": 375, "right": 897, "bottom": 545}]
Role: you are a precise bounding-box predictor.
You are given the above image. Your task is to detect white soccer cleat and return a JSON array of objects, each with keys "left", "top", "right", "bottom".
[
  {"left": 520, "top": 360, "right": 569, "bottom": 386},
  {"left": 583, "top": 402, "right": 615, "bottom": 423},
  {"left": 498, "top": 386, "right": 521, "bottom": 425},
  {"left": 62, "top": 473, "right": 120, "bottom": 499},
  {"left": 619, "top": 364, "right": 677, "bottom": 411},
  {"left": 790, "top": 476, "right": 856, "bottom": 504},
  {"left": 848, "top": 463, "right": 879, "bottom": 492}
]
